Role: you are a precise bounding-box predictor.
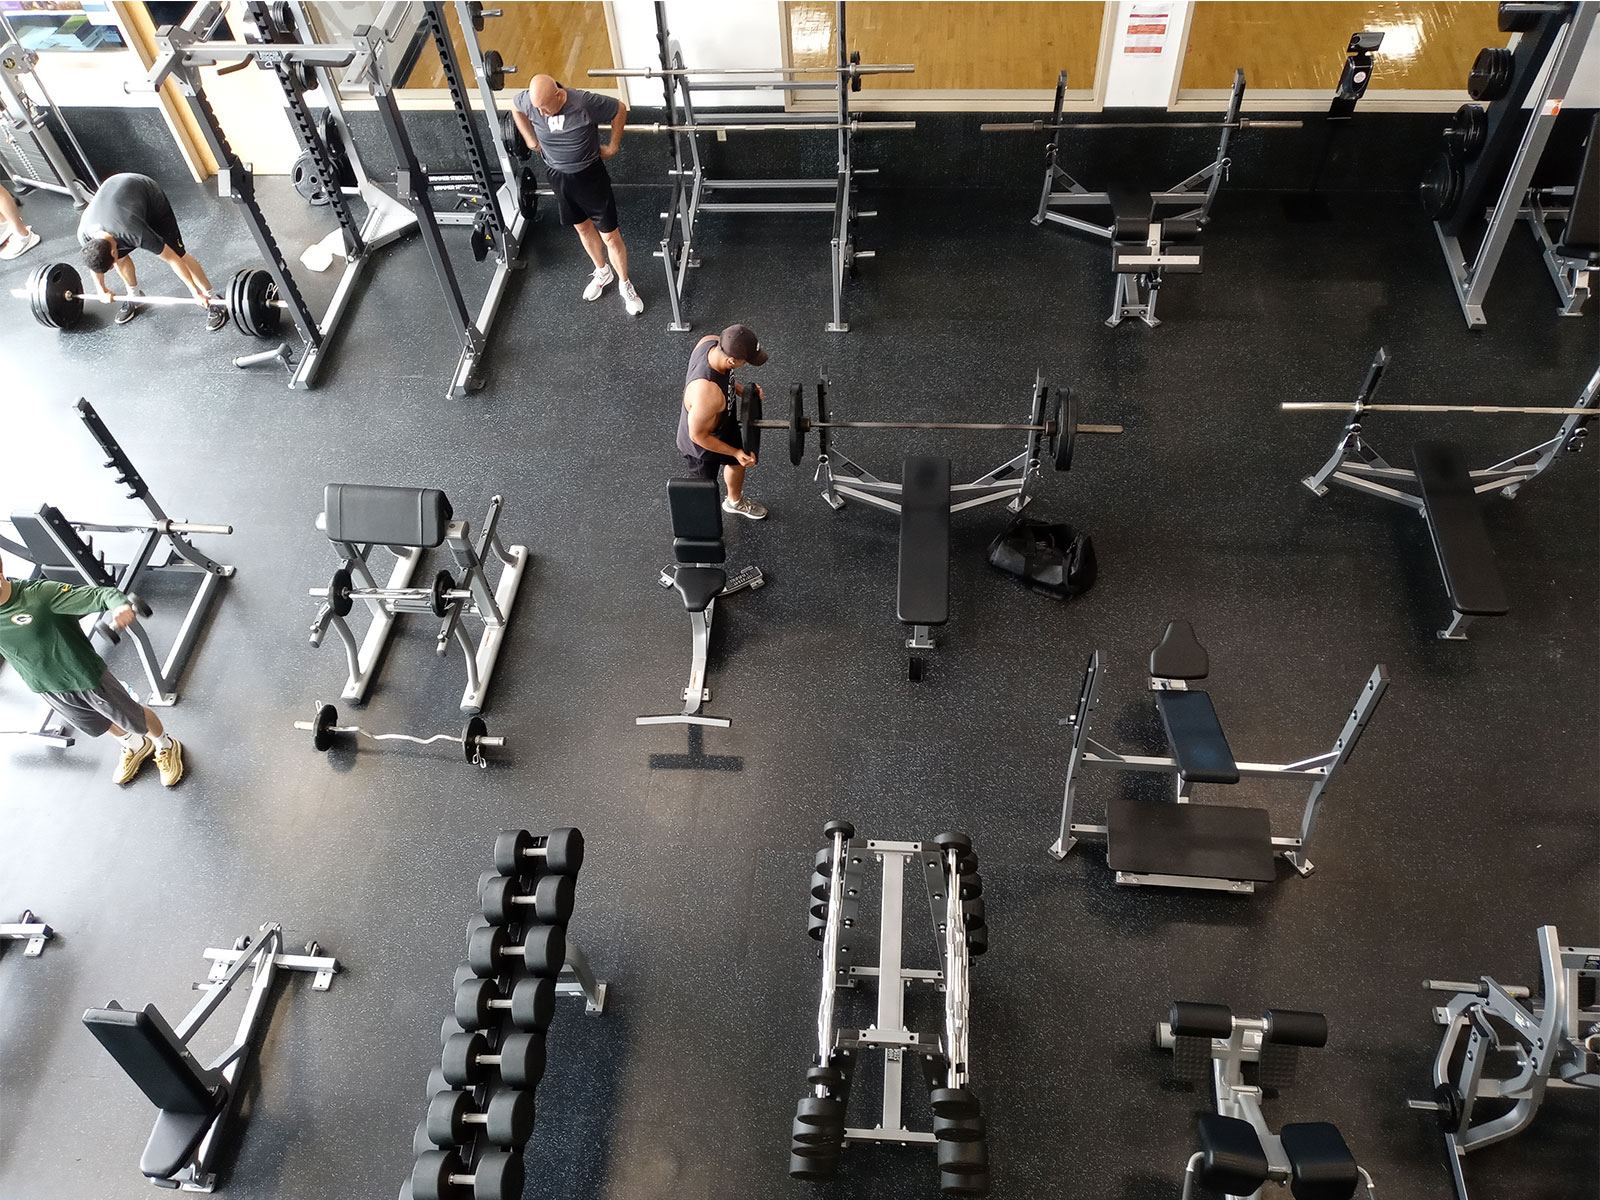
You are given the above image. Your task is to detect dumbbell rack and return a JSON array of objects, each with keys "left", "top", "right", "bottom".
[
  {"left": 0, "top": 910, "right": 52, "bottom": 958},
  {"left": 403, "top": 828, "right": 607, "bottom": 1200},
  {"left": 794, "top": 821, "right": 990, "bottom": 1196}
]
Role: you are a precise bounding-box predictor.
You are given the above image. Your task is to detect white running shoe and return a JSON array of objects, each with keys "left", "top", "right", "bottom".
[
  {"left": 582, "top": 265, "right": 615, "bottom": 301},
  {"left": 0, "top": 230, "right": 40, "bottom": 260},
  {"left": 722, "top": 496, "right": 768, "bottom": 520},
  {"left": 620, "top": 279, "right": 644, "bottom": 316}
]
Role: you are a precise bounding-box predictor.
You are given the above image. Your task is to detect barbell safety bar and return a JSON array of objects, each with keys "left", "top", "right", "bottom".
[
  {"left": 755, "top": 418, "right": 1123, "bottom": 435},
  {"left": 291, "top": 721, "right": 505, "bottom": 749},
  {"left": 980, "top": 119, "right": 1303, "bottom": 132},
  {"left": 8, "top": 286, "right": 288, "bottom": 311},
  {"left": 1283, "top": 402, "right": 1597, "bottom": 416},
  {"left": 588, "top": 63, "right": 914, "bottom": 79}
]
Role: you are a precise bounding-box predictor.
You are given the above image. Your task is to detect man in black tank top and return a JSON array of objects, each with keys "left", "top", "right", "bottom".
[{"left": 677, "top": 324, "right": 770, "bottom": 520}]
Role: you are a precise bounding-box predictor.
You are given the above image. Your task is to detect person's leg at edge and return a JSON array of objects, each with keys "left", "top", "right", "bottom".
[
  {"left": 723, "top": 462, "right": 745, "bottom": 504},
  {"left": 575, "top": 218, "right": 607, "bottom": 271}
]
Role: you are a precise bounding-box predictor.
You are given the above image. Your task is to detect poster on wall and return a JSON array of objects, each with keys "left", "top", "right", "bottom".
[{"left": 1122, "top": 5, "right": 1173, "bottom": 56}]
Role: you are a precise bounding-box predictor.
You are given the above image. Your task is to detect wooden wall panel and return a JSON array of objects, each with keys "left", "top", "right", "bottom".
[
  {"left": 788, "top": 1, "right": 1106, "bottom": 91},
  {"left": 1181, "top": 1, "right": 1509, "bottom": 91},
  {"left": 403, "top": 2, "right": 612, "bottom": 91}
]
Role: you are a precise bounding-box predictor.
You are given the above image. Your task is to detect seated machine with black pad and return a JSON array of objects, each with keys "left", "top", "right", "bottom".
[
  {"left": 1300, "top": 349, "right": 1599, "bottom": 639},
  {"left": 1157, "top": 1002, "right": 1378, "bottom": 1199},
  {"left": 83, "top": 923, "right": 339, "bottom": 1191},
  {"left": 1051, "top": 621, "right": 1388, "bottom": 893},
  {"left": 307, "top": 483, "right": 528, "bottom": 713},
  {"left": 1407, "top": 925, "right": 1599, "bottom": 1200},
  {"left": 637, "top": 478, "right": 763, "bottom": 728}
]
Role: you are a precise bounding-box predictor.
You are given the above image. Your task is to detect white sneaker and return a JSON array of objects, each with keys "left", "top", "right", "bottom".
[
  {"left": 582, "top": 265, "right": 615, "bottom": 301},
  {"left": 620, "top": 279, "right": 644, "bottom": 316},
  {"left": 722, "top": 496, "right": 768, "bottom": 520},
  {"left": 0, "top": 230, "right": 40, "bottom": 261}
]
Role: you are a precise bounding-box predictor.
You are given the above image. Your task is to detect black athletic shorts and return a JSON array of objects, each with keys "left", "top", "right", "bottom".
[
  {"left": 550, "top": 160, "right": 619, "bottom": 233},
  {"left": 683, "top": 414, "right": 742, "bottom": 479},
  {"left": 145, "top": 190, "right": 185, "bottom": 257}
]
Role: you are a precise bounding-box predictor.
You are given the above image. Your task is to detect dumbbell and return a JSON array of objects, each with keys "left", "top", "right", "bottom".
[
  {"left": 466, "top": 922, "right": 566, "bottom": 979},
  {"left": 932, "top": 1089, "right": 989, "bottom": 1194},
  {"left": 492, "top": 827, "right": 584, "bottom": 877},
  {"left": 478, "top": 871, "right": 575, "bottom": 927},
  {"left": 454, "top": 975, "right": 556, "bottom": 1033},
  {"left": 441, "top": 1029, "right": 546, "bottom": 1089},
  {"left": 425, "top": 1088, "right": 535, "bottom": 1149},
  {"left": 411, "top": 1148, "right": 522, "bottom": 1200},
  {"left": 92, "top": 591, "right": 151, "bottom": 645}
]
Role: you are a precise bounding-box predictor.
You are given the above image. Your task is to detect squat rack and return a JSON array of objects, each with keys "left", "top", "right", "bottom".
[
  {"left": 589, "top": 2, "right": 914, "bottom": 332},
  {"left": 0, "top": 13, "right": 97, "bottom": 207}
]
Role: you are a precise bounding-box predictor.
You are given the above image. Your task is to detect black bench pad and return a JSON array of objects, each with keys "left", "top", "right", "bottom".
[
  {"left": 323, "top": 484, "right": 451, "bottom": 548},
  {"left": 1150, "top": 620, "right": 1210, "bottom": 679},
  {"left": 1196, "top": 1113, "right": 1271, "bottom": 1195},
  {"left": 898, "top": 456, "right": 951, "bottom": 626},
  {"left": 672, "top": 567, "right": 725, "bottom": 614},
  {"left": 1106, "top": 796, "right": 1275, "bottom": 882},
  {"left": 1412, "top": 441, "right": 1509, "bottom": 617},
  {"left": 1155, "top": 689, "right": 1240, "bottom": 784},
  {"left": 1280, "top": 1122, "right": 1360, "bottom": 1200}
]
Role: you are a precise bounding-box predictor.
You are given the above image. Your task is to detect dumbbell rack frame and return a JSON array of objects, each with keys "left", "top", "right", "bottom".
[{"left": 0, "top": 910, "right": 52, "bottom": 958}]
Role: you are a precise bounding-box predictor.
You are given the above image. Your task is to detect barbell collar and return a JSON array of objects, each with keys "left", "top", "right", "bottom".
[{"left": 1282, "top": 402, "right": 1596, "bottom": 416}]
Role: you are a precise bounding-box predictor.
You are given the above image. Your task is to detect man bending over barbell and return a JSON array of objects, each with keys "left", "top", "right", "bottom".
[
  {"left": 678, "top": 324, "right": 770, "bottom": 519},
  {"left": 0, "top": 553, "right": 185, "bottom": 787},
  {"left": 77, "top": 172, "right": 226, "bottom": 331}
]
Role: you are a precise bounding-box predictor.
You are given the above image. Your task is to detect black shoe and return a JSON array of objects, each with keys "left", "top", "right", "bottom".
[
  {"left": 205, "top": 306, "right": 228, "bottom": 332},
  {"left": 114, "top": 301, "right": 143, "bottom": 325}
]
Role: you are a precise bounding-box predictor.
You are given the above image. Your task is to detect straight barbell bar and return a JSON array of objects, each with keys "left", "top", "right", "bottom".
[
  {"left": 981, "top": 118, "right": 1303, "bottom": 132},
  {"left": 588, "top": 63, "right": 914, "bottom": 79},
  {"left": 310, "top": 567, "right": 471, "bottom": 619},
  {"left": 17, "top": 262, "right": 284, "bottom": 336},
  {"left": 294, "top": 702, "right": 503, "bottom": 767},
  {"left": 614, "top": 120, "right": 917, "bottom": 134},
  {"left": 1282, "top": 402, "right": 1597, "bottom": 416}
]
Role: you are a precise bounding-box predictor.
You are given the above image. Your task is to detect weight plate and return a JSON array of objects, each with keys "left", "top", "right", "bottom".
[
  {"left": 245, "top": 269, "right": 280, "bottom": 338},
  {"left": 328, "top": 566, "right": 353, "bottom": 617},
  {"left": 312, "top": 702, "right": 338, "bottom": 752},
  {"left": 740, "top": 383, "right": 762, "bottom": 463},
  {"left": 33, "top": 262, "right": 83, "bottom": 330},
  {"left": 1045, "top": 388, "right": 1062, "bottom": 466},
  {"left": 1467, "top": 46, "right": 1513, "bottom": 103},
  {"left": 815, "top": 381, "right": 830, "bottom": 457},
  {"left": 483, "top": 49, "right": 506, "bottom": 91},
  {"left": 431, "top": 569, "right": 455, "bottom": 617},
  {"left": 1498, "top": 3, "right": 1540, "bottom": 33},
  {"left": 320, "top": 111, "right": 355, "bottom": 190},
  {"left": 1055, "top": 388, "right": 1076, "bottom": 471},
  {"left": 518, "top": 166, "right": 538, "bottom": 221},
  {"left": 1420, "top": 152, "right": 1463, "bottom": 221},
  {"left": 788, "top": 383, "right": 805, "bottom": 466},
  {"left": 228, "top": 269, "right": 255, "bottom": 336},
  {"left": 503, "top": 110, "right": 531, "bottom": 161},
  {"left": 463, "top": 715, "right": 488, "bottom": 762},
  {"left": 291, "top": 153, "right": 329, "bottom": 206},
  {"left": 1443, "top": 103, "right": 1486, "bottom": 163},
  {"left": 471, "top": 211, "right": 493, "bottom": 263}
]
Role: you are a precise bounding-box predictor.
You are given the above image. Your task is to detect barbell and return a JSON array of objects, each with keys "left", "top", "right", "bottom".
[
  {"left": 16, "top": 262, "right": 284, "bottom": 337},
  {"left": 311, "top": 567, "right": 472, "bottom": 619},
  {"left": 981, "top": 118, "right": 1303, "bottom": 132},
  {"left": 589, "top": 63, "right": 914, "bottom": 79},
  {"left": 1282, "top": 402, "right": 1597, "bottom": 416},
  {"left": 622, "top": 120, "right": 916, "bottom": 134},
  {"left": 740, "top": 382, "right": 1122, "bottom": 469},
  {"left": 295, "top": 702, "right": 503, "bottom": 767}
]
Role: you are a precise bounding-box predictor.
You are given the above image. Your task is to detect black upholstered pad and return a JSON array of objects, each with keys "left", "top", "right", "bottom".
[
  {"left": 1195, "top": 1114, "right": 1271, "bottom": 1195},
  {"left": 83, "top": 1004, "right": 220, "bottom": 1115},
  {"left": 1106, "top": 796, "right": 1276, "bottom": 882},
  {"left": 1155, "top": 690, "right": 1240, "bottom": 784},
  {"left": 668, "top": 478, "right": 724, "bottom": 541},
  {"left": 323, "top": 484, "right": 451, "bottom": 548},
  {"left": 1280, "top": 1122, "right": 1360, "bottom": 1200},
  {"left": 1412, "top": 441, "right": 1509, "bottom": 617},
  {"left": 897, "top": 456, "right": 951, "bottom": 626},
  {"left": 672, "top": 567, "right": 726, "bottom": 614},
  {"left": 1150, "top": 620, "right": 1210, "bottom": 679},
  {"left": 141, "top": 1105, "right": 223, "bottom": 1181}
]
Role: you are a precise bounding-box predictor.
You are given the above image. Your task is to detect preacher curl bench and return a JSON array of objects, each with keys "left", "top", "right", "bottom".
[{"left": 1052, "top": 621, "right": 1388, "bottom": 892}]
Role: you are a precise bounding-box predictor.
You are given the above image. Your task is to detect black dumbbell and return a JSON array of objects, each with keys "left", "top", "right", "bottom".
[
  {"left": 466, "top": 922, "right": 565, "bottom": 979},
  {"left": 411, "top": 1148, "right": 523, "bottom": 1200},
  {"left": 930, "top": 1086, "right": 980, "bottom": 1118},
  {"left": 967, "top": 925, "right": 988, "bottom": 957},
  {"left": 962, "top": 897, "right": 986, "bottom": 929},
  {"left": 479, "top": 871, "right": 574, "bottom": 927},
  {"left": 455, "top": 975, "right": 556, "bottom": 1033},
  {"left": 933, "top": 831, "right": 979, "bottom": 875},
  {"left": 492, "top": 827, "right": 583, "bottom": 877},
  {"left": 426, "top": 1088, "right": 536, "bottom": 1149},
  {"left": 441, "top": 1030, "right": 546, "bottom": 1089},
  {"left": 92, "top": 591, "right": 151, "bottom": 645}
]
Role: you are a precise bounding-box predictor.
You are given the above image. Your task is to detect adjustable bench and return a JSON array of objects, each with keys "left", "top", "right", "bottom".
[
  {"left": 1301, "top": 349, "right": 1598, "bottom": 640},
  {"left": 1052, "top": 621, "right": 1388, "bottom": 893},
  {"left": 308, "top": 483, "right": 528, "bottom": 712},
  {"left": 1159, "top": 1002, "right": 1377, "bottom": 1200},
  {"left": 637, "top": 478, "right": 763, "bottom": 728},
  {"left": 84, "top": 924, "right": 338, "bottom": 1191},
  {"left": 1107, "top": 195, "right": 1205, "bottom": 328}
]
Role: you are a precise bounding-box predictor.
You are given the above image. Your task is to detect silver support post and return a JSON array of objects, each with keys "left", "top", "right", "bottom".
[
  {"left": 1286, "top": 664, "right": 1389, "bottom": 874},
  {"left": 558, "top": 934, "right": 608, "bottom": 1013}
]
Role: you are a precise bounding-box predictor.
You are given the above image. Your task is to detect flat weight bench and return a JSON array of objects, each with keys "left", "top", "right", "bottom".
[
  {"left": 83, "top": 924, "right": 339, "bottom": 1191},
  {"left": 637, "top": 478, "right": 763, "bottom": 728},
  {"left": 1052, "top": 621, "right": 1389, "bottom": 893},
  {"left": 1413, "top": 441, "right": 1510, "bottom": 639},
  {"left": 899, "top": 456, "right": 951, "bottom": 681},
  {"left": 308, "top": 483, "right": 528, "bottom": 712}
]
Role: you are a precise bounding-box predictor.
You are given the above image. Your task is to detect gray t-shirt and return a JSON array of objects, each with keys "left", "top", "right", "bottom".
[
  {"left": 77, "top": 173, "right": 173, "bottom": 257},
  {"left": 512, "top": 86, "right": 619, "bottom": 175}
]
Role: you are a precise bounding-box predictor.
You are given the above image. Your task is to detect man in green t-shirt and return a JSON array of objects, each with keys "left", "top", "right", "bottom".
[{"left": 0, "top": 554, "right": 185, "bottom": 786}]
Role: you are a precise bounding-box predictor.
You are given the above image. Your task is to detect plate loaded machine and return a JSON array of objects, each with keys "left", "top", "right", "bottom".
[
  {"left": 739, "top": 373, "right": 1116, "bottom": 679},
  {"left": 0, "top": 399, "right": 233, "bottom": 746},
  {"left": 793, "top": 822, "right": 990, "bottom": 1196},
  {"left": 984, "top": 69, "right": 1298, "bottom": 327},
  {"left": 0, "top": 12, "right": 97, "bottom": 207},
  {"left": 1290, "top": 350, "right": 1600, "bottom": 640},
  {"left": 588, "top": 2, "right": 915, "bottom": 332},
  {"left": 1157, "top": 1002, "right": 1378, "bottom": 1200},
  {"left": 1425, "top": 2, "right": 1598, "bottom": 327},
  {"left": 1051, "top": 622, "right": 1387, "bottom": 893},
  {"left": 1408, "top": 925, "right": 1598, "bottom": 1200},
  {"left": 84, "top": 924, "right": 340, "bottom": 1193},
  {"left": 0, "top": 910, "right": 52, "bottom": 959},
  {"left": 145, "top": 1, "right": 529, "bottom": 397},
  {"left": 308, "top": 484, "right": 527, "bottom": 716}
]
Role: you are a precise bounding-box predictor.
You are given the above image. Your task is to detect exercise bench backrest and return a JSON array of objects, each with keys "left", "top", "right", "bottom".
[
  {"left": 1560, "top": 113, "right": 1599, "bottom": 254},
  {"left": 83, "top": 1002, "right": 222, "bottom": 1116},
  {"left": 667, "top": 478, "right": 725, "bottom": 564},
  {"left": 898, "top": 456, "right": 951, "bottom": 627},
  {"left": 322, "top": 484, "right": 452, "bottom": 548}
]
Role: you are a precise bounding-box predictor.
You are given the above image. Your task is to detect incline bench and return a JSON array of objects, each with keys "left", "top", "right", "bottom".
[
  {"left": 1052, "top": 621, "right": 1388, "bottom": 893},
  {"left": 1301, "top": 349, "right": 1598, "bottom": 639}
]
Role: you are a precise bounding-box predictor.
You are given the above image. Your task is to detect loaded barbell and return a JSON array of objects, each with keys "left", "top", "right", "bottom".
[
  {"left": 1282, "top": 402, "right": 1598, "bottom": 416},
  {"left": 740, "top": 382, "right": 1121, "bottom": 468},
  {"left": 980, "top": 118, "right": 1303, "bottom": 132},
  {"left": 17, "top": 263, "right": 284, "bottom": 336},
  {"left": 311, "top": 566, "right": 472, "bottom": 619},
  {"left": 293, "top": 702, "right": 503, "bottom": 767}
]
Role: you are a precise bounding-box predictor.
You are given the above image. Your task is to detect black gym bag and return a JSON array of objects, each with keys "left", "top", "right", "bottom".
[{"left": 986, "top": 516, "right": 1097, "bottom": 599}]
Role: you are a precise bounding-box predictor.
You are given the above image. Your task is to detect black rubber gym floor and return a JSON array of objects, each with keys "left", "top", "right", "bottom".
[{"left": 0, "top": 167, "right": 1594, "bottom": 1200}]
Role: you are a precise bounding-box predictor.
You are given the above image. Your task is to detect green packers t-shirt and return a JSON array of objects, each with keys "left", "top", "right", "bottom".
[{"left": 0, "top": 578, "right": 128, "bottom": 693}]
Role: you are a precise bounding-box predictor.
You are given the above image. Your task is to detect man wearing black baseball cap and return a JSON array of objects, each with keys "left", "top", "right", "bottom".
[{"left": 677, "top": 324, "right": 770, "bottom": 519}]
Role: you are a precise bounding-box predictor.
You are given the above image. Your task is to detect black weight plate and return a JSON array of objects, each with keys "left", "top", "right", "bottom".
[
  {"left": 483, "top": 49, "right": 506, "bottom": 91},
  {"left": 788, "top": 383, "right": 805, "bottom": 466},
  {"left": 1420, "top": 152, "right": 1463, "bottom": 220},
  {"left": 245, "top": 269, "right": 280, "bottom": 337},
  {"left": 312, "top": 702, "right": 337, "bottom": 751},
  {"left": 1444, "top": 103, "right": 1486, "bottom": 162},
  {"left": 741, "top": 383, "right": 762, "bottom": 463},
  {"left": 228, "top": 269, "right": 255, "bottom": 336},
  {"left": 1467, "top": 46, "right": 1513, "bottom": 103},
  {"left": 431, "top": 569, "right": 455, "bottom": 617},
  {"left": 291, "top": 153, "right": 329, "bottom": 205},
  {"left": 518, "top": 166, "right": 538, "bottom": 221},
  {"left": 320, "top": 111, "right": 355, "bottom": 190},
  {"left": 463, "top": 715, "right": 488, "bottom": 762},
  {"left": 1055, "top": 388, "right": 1076, "bottom": 471},
  {"left": 328, "top": 566, "right": 352, "bottom": 617},
  {"left": 35, "top": 262, "right": 83, "bottom": 330},
  {"left": 814, "top": 381, "right": 830, "bottom": 457},
  {"left": 471, "top": 212, "right": 493, "bottom": 263},
  {"left": 1498, "top": 3, "right": 1540, "bottom": 32},
  {"left": 503, "top": 110, "right": 531, "bottom": 161},
  {"left": 1044, "top": 388, "right": 1062, "bottom": 465}
]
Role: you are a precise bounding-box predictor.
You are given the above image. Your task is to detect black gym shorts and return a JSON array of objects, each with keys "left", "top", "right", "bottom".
[
  {"left": 146, "top": 190, "right": 186, "bottom": 257},
  {"left": 683, "top": 416, "right": 743, "bottom": 479},
  {"left": 550, "top": 160, "right": 619, "bottom": 233}
]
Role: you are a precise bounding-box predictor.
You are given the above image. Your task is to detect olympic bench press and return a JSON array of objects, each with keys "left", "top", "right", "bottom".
[
  {"left": 1051, "top": 621, "right": 1388, "bottom": 893},
  {"left": 1157, "top": 1002, "right": 1378, "bottom": 1199},
  {"left": 308, "top": 484, "right": 527, "bottom": 714},
  {"left": 637, "top": 478, "right": 764, "bottom": 728},
  {"left": 1293, "top": 349, "right": 1599, "bottom": 639}
]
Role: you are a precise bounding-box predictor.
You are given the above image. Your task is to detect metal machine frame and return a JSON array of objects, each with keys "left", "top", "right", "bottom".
[
  {"left": 0, "top": 909, "right": 52, "bottom": 958},
  {"left": 0, "top": 13, "right": 97, "bottom": 207},
  {"left": 1409, "top": 925, "right": 1599, "bottom": 1200}
]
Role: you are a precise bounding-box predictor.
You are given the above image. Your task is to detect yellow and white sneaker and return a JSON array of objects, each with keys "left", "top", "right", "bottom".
[
  {"left": 154, "top": 738, "right": 185, "bottom": 787},
  {"left": 111, "top": 738, "right": 154, "bottom": 785}
]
